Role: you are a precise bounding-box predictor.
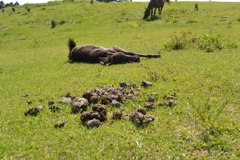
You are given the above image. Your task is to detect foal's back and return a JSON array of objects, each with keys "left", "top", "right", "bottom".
[{"left": 70, "top": 45, "right": 108, "bottom": 63}]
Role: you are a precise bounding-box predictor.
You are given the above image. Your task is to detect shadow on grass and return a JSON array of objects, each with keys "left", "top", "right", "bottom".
[
  {"left": 65, "top": 60, "right": 74, "bottom": 64},
  {"left": 146, "top": 15, "right": 161, "bottom": 22},
  {"left": 134, "top": 123, "right": 151, "bottom": 129}
]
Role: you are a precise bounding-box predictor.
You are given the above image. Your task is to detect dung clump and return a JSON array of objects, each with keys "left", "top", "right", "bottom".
[
  {"left": 49, "top": 105, "right": 62, "bottom": 112},
  {"left": 86, "top": 119, "right": 101, "bottom": 128},
  {"left": 48, "top": 100, "right": 54, "bottom": 106},
  {"left": 57, "top": 93, "right": 74, "bottom": 103},
  {"left": 129, "top": 109, "right": 155, "bottom": 125},
  {"left": 119, "top": 82, "right": 127, "bottom": 88},
  {"left": 136, "top": 107, "right": 146, "bottom": 115},
  {"left": 45, "top": 80, "right": 178, "bottom": 128},
  {"left": 141, "top": 80, "right": 152, "bottom": 87},
  {"left": 92, "top": 104, "right": 107, "bottom": 116},
  {"left": 147, "top": 94, "right": 158, "bottom": 102},
  {"left": 80, "top": 104, "right": 108, "bottom": 127},
  {"left": 82, "top": 89, "right": 100, "bottom": 104},
  {"left": 144, "top": 102, "right": 155, "bottom": 109},
  {"left": 160, "top": 93, "right": 177, "bottom": 107},
  {"left": 111, "top": 99, "right": 121, "bottom": 107},
  {"left": 54, "top": 120, "right": 66, "bottom": 128},
  {"left": 24, "top": 106, "right": 44, "bottom": 116},
  {"left": 158, "top": 100, "right": 177, "bottom": 107},
  {"left": 71, "top": 97, "right": 89, "bottom": 113},
  {"left": 111, "top": 107, "right": 124, "bottom": 119}
]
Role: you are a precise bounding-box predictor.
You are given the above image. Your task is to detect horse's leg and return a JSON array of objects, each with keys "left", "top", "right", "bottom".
[
  {"left": 108, "top": 46, "right": 160, "bottom": 58},
  {"left": 153, "top": 8, "right": 157, "bottom": 16},
  {"left": 150, "top": 9, "right": 153, "bottom": 17},
  {"left": 158, "top": 7, "right": 161, "bottom": 15}
]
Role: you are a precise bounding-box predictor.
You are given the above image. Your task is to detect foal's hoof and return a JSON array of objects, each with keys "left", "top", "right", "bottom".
[
  {"left": 147, "top": 54, "right": 161, "bottom": 58},
  {"left": 154, "top": 54, "right": 161, "bottom": 58}
]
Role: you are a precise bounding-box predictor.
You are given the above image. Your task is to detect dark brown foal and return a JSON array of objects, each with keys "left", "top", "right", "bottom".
[{"left": 68, "top": 39, "right": 160, "bottom": 65}]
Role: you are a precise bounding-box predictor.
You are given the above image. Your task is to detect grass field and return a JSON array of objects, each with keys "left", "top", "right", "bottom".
[{"left": 0, "top": 1, "right": 240, "bottom": 159}]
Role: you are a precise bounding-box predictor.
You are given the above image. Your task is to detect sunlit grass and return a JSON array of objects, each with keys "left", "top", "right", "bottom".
[{"left": 0, "top": 1, "right": 239, "bottom": 159}]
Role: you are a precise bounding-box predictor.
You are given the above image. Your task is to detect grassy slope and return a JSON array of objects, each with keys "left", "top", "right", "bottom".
[{"left": 0, "top": 1, "right": 239, "bottom": 159}]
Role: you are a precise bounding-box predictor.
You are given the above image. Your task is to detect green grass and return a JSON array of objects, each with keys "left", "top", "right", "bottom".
[{"left": 0, "top": 1, "right": 240, "bottom": 159}]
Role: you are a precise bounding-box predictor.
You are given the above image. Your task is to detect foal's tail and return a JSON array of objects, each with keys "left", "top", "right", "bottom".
[
  {"left": 68, "top": 38, "right": 76, "bottom": 60},
  {"left": 68, "top": 38, "right": 76, "bottom": 52}
]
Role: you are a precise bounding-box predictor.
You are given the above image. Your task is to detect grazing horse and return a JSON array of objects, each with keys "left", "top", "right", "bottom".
[
  {"left": 143, "top": 0, "right": 170, "bottom": 20},
  {"left": 68, "top": 39, "right": 160, "bottom": 65}
]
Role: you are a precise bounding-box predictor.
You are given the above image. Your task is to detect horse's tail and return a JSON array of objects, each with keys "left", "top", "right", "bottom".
[{"left": 68, "top": 38, "right": 76, "bottom": 60}]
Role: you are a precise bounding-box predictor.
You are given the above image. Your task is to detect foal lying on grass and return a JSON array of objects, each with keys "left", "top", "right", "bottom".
[{"left": 68, "top": 39, "right": 160, "bottom": 65}]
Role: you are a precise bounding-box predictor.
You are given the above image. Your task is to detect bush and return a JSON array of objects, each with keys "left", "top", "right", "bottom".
[
  {"left": 163, "top": 31, "right": 196, "bottom": 50},
  {"left": 197, "top": 34, "right": 238, "bottom": 52},
  {"left": 197, "top": 34, "right": 223, "bottom": 52},
  {"left": 164, "top": 32, "right": 238, "bottom": 52}
]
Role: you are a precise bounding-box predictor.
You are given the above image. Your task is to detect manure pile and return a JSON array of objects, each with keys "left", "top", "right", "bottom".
[{"left": 24, "top": 80, "right": 177, "bottom": 128}]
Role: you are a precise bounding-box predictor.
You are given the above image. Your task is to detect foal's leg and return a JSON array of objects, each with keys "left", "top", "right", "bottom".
[
  {"left": 108, "top": 46, "right": 160, "bottom": 58},
  {"left": 108, "top": 52, "right": 140, "bottom": 65},
  {"left": 92, "top": 49, "right": 113, "bottom": 64}
]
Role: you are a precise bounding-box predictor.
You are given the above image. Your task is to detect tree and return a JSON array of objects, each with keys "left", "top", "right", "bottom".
[
  {"left": 0, "top": 1, "right": 5, "bottom": 8},
  {"left": 14, "top": 1, "right": 19, "bottom": 6},
  {"left": 5, "top": 2, "right": 14, "bottom": 7}
]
